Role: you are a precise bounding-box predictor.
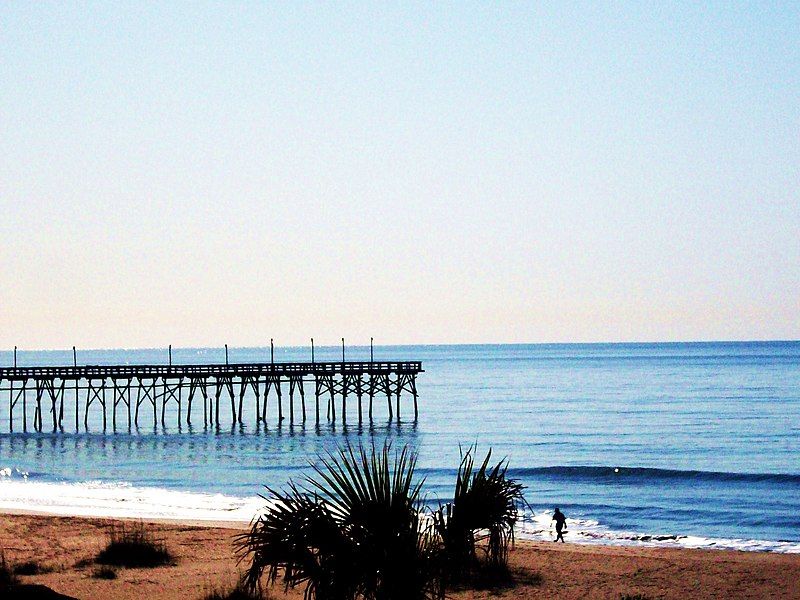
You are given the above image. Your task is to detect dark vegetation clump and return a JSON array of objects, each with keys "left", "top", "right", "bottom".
[
  {"left": 91, "top": 566, "right": 118, "bottom": 580},
  {"left": 13, "top": 560, "right": 54, "bottom": 576},
  {"left": 236, "top": 443, "right": 528, "bottom": 600},
  {"left": 203, "top": 581, "right": 271, "bottom": 600},
  {"left": 1, "top": 551, "right": 20, "bottom": 586},
  {"left": 236, "top": 444, "right": 441, "bottom": 600},
  {"left": 433, "top": 446, "right": 527, "bottom": 585},
  {"left": 95, "top": 523, "right": 173, "bottom": 568},
  {"left": 620, "top": 595, "right": 651, "bottom": 600}
]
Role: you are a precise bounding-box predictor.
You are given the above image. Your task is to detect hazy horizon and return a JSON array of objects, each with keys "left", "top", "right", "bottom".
[
  {"left": 2, "top": 3, "right": 798, "bottom": 348},
  {"left": 3, "top": 338, "right": 799, "bottom": 357}
]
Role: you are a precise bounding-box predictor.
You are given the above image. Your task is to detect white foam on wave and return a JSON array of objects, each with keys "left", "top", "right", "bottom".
[
  {"left": 518, "top": 510, "right": 800, "bottom": 554},
  {"left": 0, "top": 477, "right": 264, "bottom": 523},
  {"left": 0, "top": 467, "right": 30, "bottom": 480},
  {"left": 2, "top": 476, "right": 798, "bottom": 554}
]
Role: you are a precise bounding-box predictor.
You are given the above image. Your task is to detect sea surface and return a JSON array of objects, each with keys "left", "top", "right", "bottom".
[{"left": 1, "top": 342, "right": 798, "bottom": 553}]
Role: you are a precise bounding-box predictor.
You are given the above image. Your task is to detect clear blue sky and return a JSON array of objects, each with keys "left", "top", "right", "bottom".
[{"left": 1, "top": 2, "right": 798, "bottom": 348}]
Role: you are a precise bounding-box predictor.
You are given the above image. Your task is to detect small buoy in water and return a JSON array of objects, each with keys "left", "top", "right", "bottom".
[{"left": 614, "top": 467, "right": 620, "bottom": 473}]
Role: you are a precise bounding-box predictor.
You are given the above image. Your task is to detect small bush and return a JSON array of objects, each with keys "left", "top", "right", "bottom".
[
  {"left": 91, "top": 566, "right": 118, "bottom": 580},
  {"left": 434, "top": 446, "right": 527, "bottom": 584},
  {"left": 1, "top": 551, "right": 19, "bottom": 586},
  {"left": 13, "top": 560, "right": 54, "bottom": 576},
  {"left": 203, "top": 581, "right": 269, "bottom": 600},
  {"left": 95, "top": 523, "right": 173, "bottom": 568},
  {"left": 621, "top": 595, "right": 651, "bottom": 600}
]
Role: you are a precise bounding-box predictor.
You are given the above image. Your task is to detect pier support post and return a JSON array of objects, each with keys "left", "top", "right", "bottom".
[
  {"left": 57, "top": 380, "right": 65, "bottom": 430},
  {"left": 300, "top": 380, "right": 306, "bottom": 423},
  {"left": 289, "top": 376, "right": 304, "bottom": 424},
  {"left": 214, "top": 384, "right": 221, "bottom": 427},
  {"left": 367, "top": 373, "right": 375, "bottom": 420},
  {"left": 276, "top": 379, "right": 283, "bottom": 422},
  {"left": 261, "top": 379, "right": 269, "bottom": 423},
  {"left": 229, "top": 382, "right": 237, "bottom": 424},
  {"left": 357, "top": 377, "right": 363, "bottom": 424},
  {"left": 34, "top": 379, "right": 44, "bottom": 432},
  {"left": 238, "top": 383, "right": 245, "bottom": 425},
  {"left": 314, "top": 377, "right": 321, "bottom": 425},
  {"left": 342, "top": 382, "right": 347, "bottom": 424},
  {"left": 22, "top": 381, "right": 27, "bottom": 432}
]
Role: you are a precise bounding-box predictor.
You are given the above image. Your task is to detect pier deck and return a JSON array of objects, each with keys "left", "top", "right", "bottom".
[{"left": 0, "top": 361, "right": 423, "bottom": 433}]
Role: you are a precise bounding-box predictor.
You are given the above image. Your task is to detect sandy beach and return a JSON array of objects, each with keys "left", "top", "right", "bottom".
[{"left": 1, "top": 513, "right": 798, "bottom": 599}]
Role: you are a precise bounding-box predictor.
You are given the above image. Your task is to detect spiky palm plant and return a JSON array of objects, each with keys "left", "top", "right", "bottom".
[
  {"left": 434, "top": 447, "right": 525, "bottom": 578},
  {"left": 236, "top": 443, "right": 442, "bottom": 600}
]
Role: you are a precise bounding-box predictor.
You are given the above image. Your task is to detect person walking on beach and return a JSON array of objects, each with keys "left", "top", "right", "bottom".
[{"left": 553, "top": 507, "right": 567, "bottom": 542}]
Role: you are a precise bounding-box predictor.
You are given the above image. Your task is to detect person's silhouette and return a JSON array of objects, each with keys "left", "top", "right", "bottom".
[{"left": 553, "top": 507, "right": 567, "bottom": 542}]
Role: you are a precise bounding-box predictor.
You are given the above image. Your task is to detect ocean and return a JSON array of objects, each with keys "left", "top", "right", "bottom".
[{"left": 1, "top": 342, "right": 798, "bottom": 553}]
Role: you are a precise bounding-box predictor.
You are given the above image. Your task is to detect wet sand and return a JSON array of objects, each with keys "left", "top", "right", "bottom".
[{"left": 1, "top": 513, "right": 798, "bottom": 599}]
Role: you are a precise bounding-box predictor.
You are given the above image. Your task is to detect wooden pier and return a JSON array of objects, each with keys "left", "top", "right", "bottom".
[{"left": 0, "top": 361, "right": 423, "bottom": 433}]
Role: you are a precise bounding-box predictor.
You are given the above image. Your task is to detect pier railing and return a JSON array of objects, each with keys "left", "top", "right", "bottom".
[{"left": 0, "top": 361, "right": 423, "bottom": 380}]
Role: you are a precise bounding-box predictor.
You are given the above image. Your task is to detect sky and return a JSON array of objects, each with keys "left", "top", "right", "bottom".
[{"left": 1, "top": 2, "right": 798, "bottom": 349}]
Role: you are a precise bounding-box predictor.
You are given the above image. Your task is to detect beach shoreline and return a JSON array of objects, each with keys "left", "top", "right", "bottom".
[{"left": 1, "top": 512, "right": 798, "bottom": 599}]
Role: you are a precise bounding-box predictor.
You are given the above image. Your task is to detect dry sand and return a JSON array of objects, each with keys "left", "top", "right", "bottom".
[{"left": 1, "top": 513, "right": 798, "bottom": 599}]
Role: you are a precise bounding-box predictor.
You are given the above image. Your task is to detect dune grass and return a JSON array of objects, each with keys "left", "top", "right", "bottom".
[{"left": 95, "top": 523, "right": 173, "bottom": 568}]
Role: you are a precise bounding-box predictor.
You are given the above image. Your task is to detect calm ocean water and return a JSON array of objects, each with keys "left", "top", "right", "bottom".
[{"left": 1, "top": 342, "right": 799, "bottom": 552}]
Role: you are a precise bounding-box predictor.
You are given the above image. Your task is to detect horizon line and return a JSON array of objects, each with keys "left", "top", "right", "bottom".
[{"left": 3, "top": 338, "right": 799, "bottom": 354}]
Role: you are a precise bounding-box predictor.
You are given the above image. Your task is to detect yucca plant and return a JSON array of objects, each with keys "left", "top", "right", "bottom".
[
  {"left": 434, "top": 447, "right": 525, "bottom": 579},
  {"left": 236, "top": 443, "right": 443, "bottom": 600}
]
